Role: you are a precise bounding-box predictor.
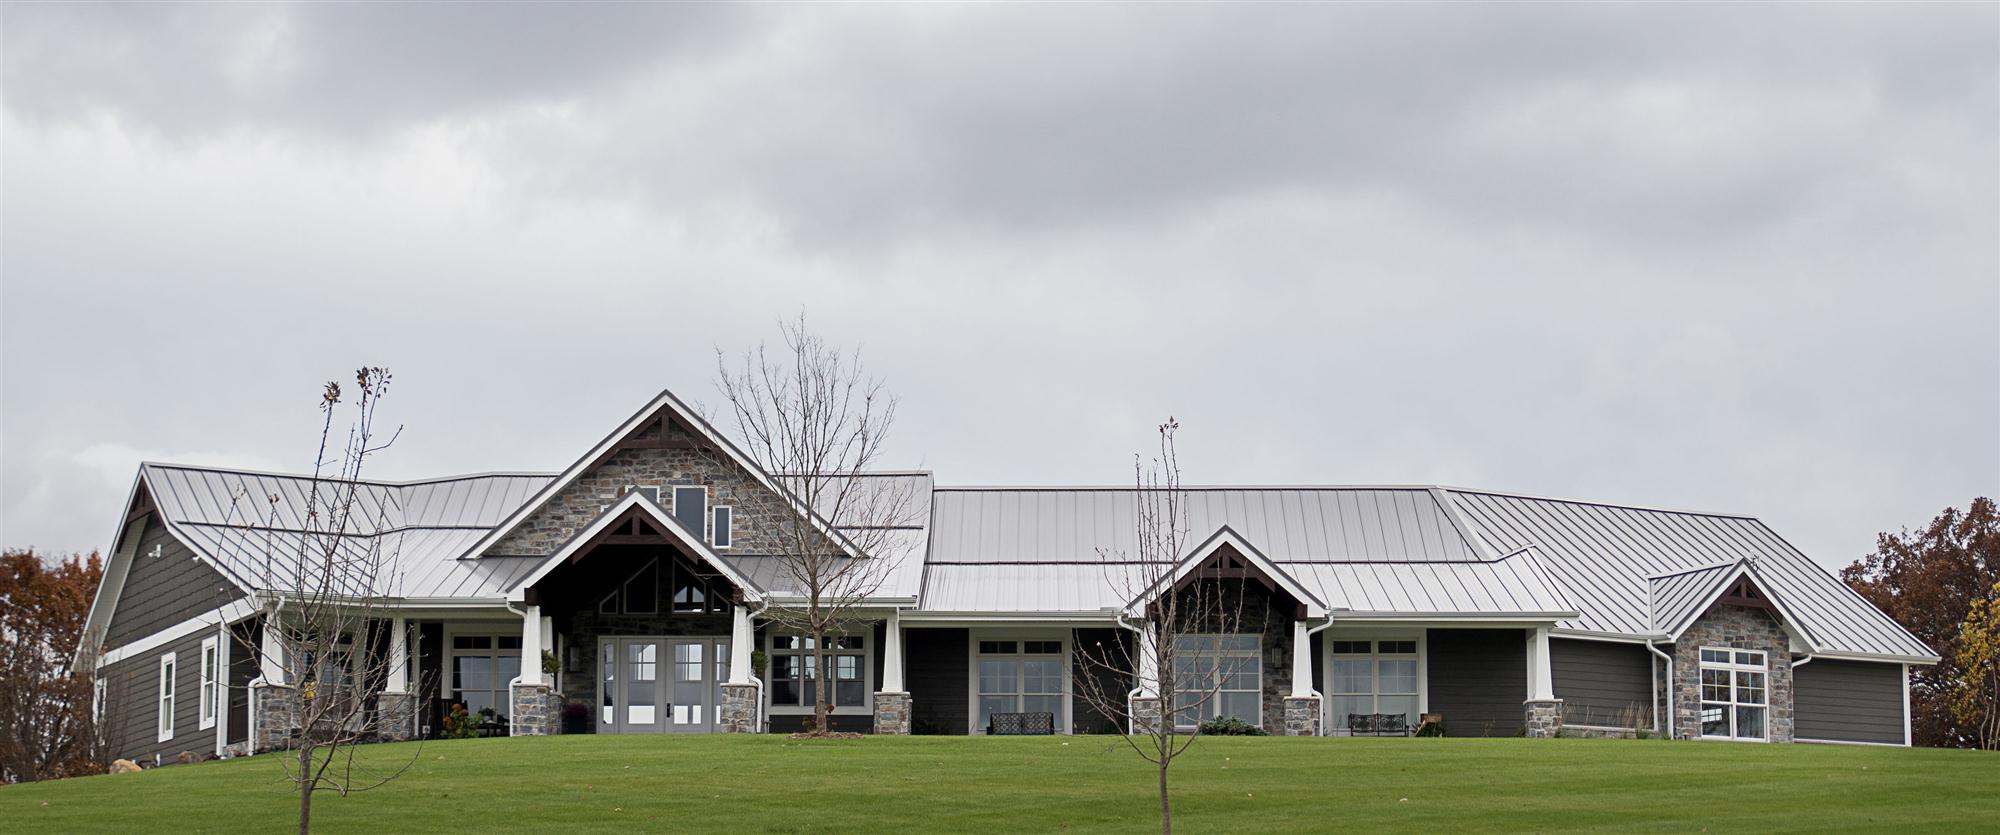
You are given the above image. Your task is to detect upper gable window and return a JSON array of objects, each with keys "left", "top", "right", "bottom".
[
  {"left": 712, "top": 506, "right": 733, "bottom": 549},
  {"left": 673, "top": 487, "right": 707, "bottom": 538}
]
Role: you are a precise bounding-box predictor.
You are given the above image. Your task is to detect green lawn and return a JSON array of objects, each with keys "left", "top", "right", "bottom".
[{"left": 2, "top": 736, "right": 1994, "bottom": 833}]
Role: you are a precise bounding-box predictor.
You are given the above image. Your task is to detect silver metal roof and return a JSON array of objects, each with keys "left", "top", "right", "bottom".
[
  {"left": 1288, "top": 552, "right": 1575, "bottom": 617},
  {"left": 1448, "top": 489, "right": 1934, "bottom": 660}
]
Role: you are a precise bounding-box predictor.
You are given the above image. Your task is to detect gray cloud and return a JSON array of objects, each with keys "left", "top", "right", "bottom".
[{"left": 2, "top": 3, "right": 1993, "bottom": 570}]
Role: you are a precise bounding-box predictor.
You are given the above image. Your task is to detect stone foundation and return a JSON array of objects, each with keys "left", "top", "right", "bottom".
[
  {"left": 1129, "top": 696, "right": 1163, "bottom": 735},
  {"left": 375, "top": 691, "right": 417, "bottom": 742},
  {"left": 1560, "top": 724, "right": 1644, "bottom": 740},
  {"left": 1524, "top": 698, "right": 1564, "bottom": 738},
  {"left": 1282, "top": 696, "right": 1322, "bottom": 736},
  {"left": 509, "top": 682, "right": 557, "bottom": 736},
  {"left": 251, "top": 682, "right": 300, "bottom": 753},
  {"left": 873, "top": 691, "right": 911, "bottom": 735},
  {"left": 1672, "top": 603, "right": 1793, "bottom": 742},
  {"left": 719, "top": 683, "right": 760, "bottom": 733}
]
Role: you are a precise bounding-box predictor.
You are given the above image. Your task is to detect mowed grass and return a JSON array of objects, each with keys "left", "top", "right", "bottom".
[{"left": 1, "top": 735, "right": 1995, "bottom": 833}]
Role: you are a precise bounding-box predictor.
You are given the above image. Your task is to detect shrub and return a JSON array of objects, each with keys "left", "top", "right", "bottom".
[
  {"left": 441, "top": 704, "right": 479, "bottom": 739},
  {"left": 1198, "top": 716, "right": 1267, "bottom": 736}
]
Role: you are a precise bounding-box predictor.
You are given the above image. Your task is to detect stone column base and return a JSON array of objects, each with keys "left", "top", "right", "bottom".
[
  {"left": 251, "top": 682, "right": 300, "bottom": 753},
  {"left": 719, "top": 683, "right": 760, "bottom": 734},
  {"left": 1282, "top": 696, "right": 1323, "bottom": 736},
  {"left": 1525, "top": 698, "right": 1564, "bottom": 738},
  {"left": 1129, "top": 696, "right": 1164, "bottom": 736},
  {"left": 375, "top": 691, "right": 417, "bottom": 742},
  {"left": 509, "top": 682, "right": 556, "bottom": 737},
  {"left": 873, "top": 691, "right": 912, "bottom": 735}
]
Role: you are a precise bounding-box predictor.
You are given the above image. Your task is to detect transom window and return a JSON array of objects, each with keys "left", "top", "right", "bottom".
[
  {"left": 450, "top": 634, "right": 522, "bottom": 722},
  {"left": 768, "top": 635, "right": 867, "bottom": 709},
  {"left": 975, "top": 639, "right": 1066, "bottom": 732},
  {"left": 1171, "top": 635, "right": 1261, "bottom": 730},
  {"left": 1330, "top": 639, "right": 1419, "bottom": 734},
  {"left": 598, "top": 557, "right": 727, "bottom": 615},
  {"left": 1698, "top": 647, "right": 1768, "bottom": 741}
]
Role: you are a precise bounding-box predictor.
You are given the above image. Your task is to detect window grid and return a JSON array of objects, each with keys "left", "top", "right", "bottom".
[
  {"left": 157, "top": 653, "right": 177, "bottom": 742},
  {"left": 769, "top": 635, "right": 867, "bottom": 709},
  {"left": 199, "top": 636, "right": 220, "bottom": 730},
  {"left": 975, "top": 638, "right": 1066, "bottom": 732},
  {"left": 1329, "top": 639, "right": 1419, "bottom": 734},
  {"left": 1698, "top": 647, "right": 1769, "bottom": 741},
  {"left": 1171, "top": 634, "right": 1261, "bottom": 730}
]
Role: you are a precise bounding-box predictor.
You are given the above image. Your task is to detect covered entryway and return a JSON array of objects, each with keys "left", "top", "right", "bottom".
[{"left": 598, "top": 636, "right": 733, "bottom": 733}]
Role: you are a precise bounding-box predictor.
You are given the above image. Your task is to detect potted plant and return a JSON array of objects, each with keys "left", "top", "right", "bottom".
[{"left": 562, "top": 700, "right": 591, "bottom": 735}]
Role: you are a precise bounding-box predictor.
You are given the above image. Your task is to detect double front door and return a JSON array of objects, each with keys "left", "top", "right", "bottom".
[{"left": 600, "top": 637, "right": 730, "bottom": 734}]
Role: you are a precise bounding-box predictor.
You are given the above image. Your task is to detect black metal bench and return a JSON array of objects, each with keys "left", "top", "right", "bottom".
[
  {"left": 987, "top": 712, "right": 1056, "bottom": 735},
  {"left": 1346, "top": 713, "right": 1411, "bottom": 736}
]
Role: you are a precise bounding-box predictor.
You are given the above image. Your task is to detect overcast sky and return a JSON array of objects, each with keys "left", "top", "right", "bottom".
[{"left": 3, "top": 3, "right": 1994, "bottom": 571}]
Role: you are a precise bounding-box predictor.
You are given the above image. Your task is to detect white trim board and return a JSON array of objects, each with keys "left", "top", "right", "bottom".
[{"left": 99, "top": 598, "right": 260, "bottom": 668}]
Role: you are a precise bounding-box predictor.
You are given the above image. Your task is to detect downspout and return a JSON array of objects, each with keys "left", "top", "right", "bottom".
[
  {"left": 1645, "top": 639, "right": 1673, "bottom": 739},
  {"left": 1790, "top": 654, "right": 1813, "bottom": 669}
]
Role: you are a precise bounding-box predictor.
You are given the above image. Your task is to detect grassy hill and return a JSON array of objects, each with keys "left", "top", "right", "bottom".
[{"left": 1, "top": 735, "right": 1993, "bottom": 833}]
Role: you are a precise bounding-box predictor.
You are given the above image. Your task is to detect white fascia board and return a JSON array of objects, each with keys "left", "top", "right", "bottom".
[
  {"left": 899, "top": 612, "right": 1123, "bottom": 627},
  {"left": 1807, "top": 649, "right": 1942, "bottom": 665},
  {"left": 1328, "top": 613, "right": 1576, "bottom": 625},
  {"left": 98, "top": 597, "right": 261, "bottom": 668},
  {"left": 461, "top": 389, "right": 867, "bottom": 564},
  {"left": 1550, "top": 628, "right": 1668, "bottom": 644},
  {"left": 505, "top": 490, "right": 765, "bottom": 603}
]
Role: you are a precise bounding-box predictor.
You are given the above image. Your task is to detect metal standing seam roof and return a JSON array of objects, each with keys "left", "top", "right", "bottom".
[{"left": 1447, "top": 490, "right": 1935, "bottom": 660}]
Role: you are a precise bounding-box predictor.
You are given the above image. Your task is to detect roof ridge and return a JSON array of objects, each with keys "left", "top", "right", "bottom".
[{"left": 142, "top": 461, "right": 557, "bottom": 487}]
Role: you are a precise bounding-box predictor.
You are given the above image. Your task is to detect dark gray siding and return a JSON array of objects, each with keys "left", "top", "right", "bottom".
[
  {"left": 1427, "top": 628, "right": 1526, "bottom": 737},
  {"left": 906, "top": 627, "right": 968, "bottom": 735},
  {"left": 104, "top": 517, "right": 243, "bottom": 649},
  {"left": 1071, "top": 628, "right": 1130, "bottom": 734},
  {"left": 1551, "top": 638, "right": 1654, "bottom": 728},
  {"left": 101, "top": 630, "right": 213, "bottom": 766},
  {"left": 1794, "top": 659, "right": 1905, "bottom": 744}
]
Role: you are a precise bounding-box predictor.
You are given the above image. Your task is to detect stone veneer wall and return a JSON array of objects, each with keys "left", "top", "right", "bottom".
[
  {"left": 1176, "top": 579, "right": 1299, "bottom": 736},
  {"left": 488, "top": 420, "right": 839, "bottom": 557},
  {"left": 1671, "top": 603, "right": 1794, "bottom": 742}
]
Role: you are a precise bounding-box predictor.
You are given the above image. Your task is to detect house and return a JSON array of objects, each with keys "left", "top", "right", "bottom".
[{"left": 77, "top": 388, "right": 1935, "bottom": 763}]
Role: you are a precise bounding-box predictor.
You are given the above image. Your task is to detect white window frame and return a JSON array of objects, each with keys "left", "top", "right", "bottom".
[
  {"left": 968, "top": 632, "right": 1072, "bottom": 735},
  {"left": 765, "top": 632, "right": 872, "bottom": 716},
  {"left": 1326, "top": 637, "right": 1423, "bottom": 735},
  {"left": 199, "top": 635, "right": 220, "bottom": 731},
  {"left": 157, "top": 652, "right": 177, "bottom": 742},
  {"left": 1697, "top": 646, "right": 1770, "bottom": 742},
  {"left": 672, "top": 486, "right": 709, "bottom": 540},
  {"left": 441, "top": 625, "right": 525, "bottom": 722},
  {"left": 1169, "top": 633, "right": 1262, "bottom": 731},
  {"left": 712, "top": 506, "right": 733, "bottom": 549}
]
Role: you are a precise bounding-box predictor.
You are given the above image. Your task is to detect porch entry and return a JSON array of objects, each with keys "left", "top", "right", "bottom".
[{"left": 599, "top": 636, "right": 731, "bottom": 734}]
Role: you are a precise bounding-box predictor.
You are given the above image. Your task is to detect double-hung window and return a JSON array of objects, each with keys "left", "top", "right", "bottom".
[
  {"left": 1171, "top": 635, "right": 1261, "bottom": 729},
  {"left": 199, "top": 635, "right": 221, "bottom": 730},
  {"left": 450, "top": 634, "right": 523, "bottom": 721},
  {"left": 975, "top": 640, "right": 1065, "bottom": 731},
  {"left": 157, "top": 652, "right": 177, "bottom": 742},
  {"left": 1329, "top": 639, "right": 1419, "bottom": 733},
  {"left": 1698, "top": 647, "right": 1768, "bottom": 741},
  {"left": 768, "top": 635, "right": 866, "bottom": 709}
]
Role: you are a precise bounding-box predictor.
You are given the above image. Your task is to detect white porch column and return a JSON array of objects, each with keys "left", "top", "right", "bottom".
[
  {"left": 882, "top": 609, "right": 906, "bottom": 692},
  {"left": 387, "top": 616, "right": 409, "bottom": 692},
  {"left": 1527, "top": 626, "right": 1554, "bottom": 701},
  {"left": 1289, "top": 620, "right": 1316, "bottom": 697},
  {"left": 729, "top": 604, "right": 754, "bottom": 685},
  {"left": 515, "top": 604, "right": 545, "bottom": 686},
  {"left": 258, "top": 617, "right": 285, "bottom": 685},
  {"left": 1136, "top": 626, "right": 1161, "bottom": 697}
]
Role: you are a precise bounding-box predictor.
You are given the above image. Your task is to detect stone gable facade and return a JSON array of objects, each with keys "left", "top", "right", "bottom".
[
  {"left": 488, "top": 418, "right": 833, "bottom": 558},
  {"left": 1672, "top": 602, "right": 1794, "bottom": 742}
]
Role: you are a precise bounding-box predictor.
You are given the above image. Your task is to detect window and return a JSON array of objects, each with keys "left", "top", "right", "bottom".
[
  {"left": 1329, "top": 639, "right": 1420, "bottom": 734},
  {"left": 673, "top": 486, "right": 707, "bottom": 538},
  {"left": 976, "top": 638, "right": 1065, "bottom": 732},
  {"left": 712, "top": 506, "right": 733, "bottom": 548},
  {"left": 450, "top": 634, "right": 523, "bottom": 722},
  {"left": 199, "top": 636, "right": 220, "bottom": 730},
  {"left": 629, "top": 485, "right": 660, "bottom": 503},
  {"left": 157, "top": 653, "right": 177, "bottom": 742},
  {"left": 1171, "top": 635, "right": 1261, "bottom": 730},
  {"left": 598, "top": 557, "right": 724, "bottom": 615},
  {"left": 1698, "top": 647, "right": 1768, "bottom": 741},
  {"left": 768, "top": 635, "right": 867, "bottom": 709}
]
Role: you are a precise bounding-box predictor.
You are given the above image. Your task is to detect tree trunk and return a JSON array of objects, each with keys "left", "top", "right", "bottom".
[
  {"left": 297, "top": 743, "right": 314, "bottom": 835},
  {"left": 812, "top": 635, "right": 830, "bottom": 735},
  {"left": 1157, "top": 757, "right": 1171, "bottom": 835}
]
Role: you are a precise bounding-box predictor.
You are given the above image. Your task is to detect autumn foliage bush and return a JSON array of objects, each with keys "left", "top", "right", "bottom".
[{"left": 0, "top": 549, "right": 106, "bottom": 782}]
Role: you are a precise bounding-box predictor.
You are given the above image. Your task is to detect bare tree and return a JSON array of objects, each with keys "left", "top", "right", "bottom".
[
  {"left": 714, "top": 315, "right": 918, "bottom": 737},
  {"left": 1073, "top": 418, "right": 1249, "bottom": 835},
  {"left": 222, "top": 368, "right": 421, "bottom": 834}
]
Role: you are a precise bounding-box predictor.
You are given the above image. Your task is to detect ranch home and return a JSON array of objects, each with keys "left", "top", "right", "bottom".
[{"left": 78, "top": 388, "right": 1936, "bottom": 763}]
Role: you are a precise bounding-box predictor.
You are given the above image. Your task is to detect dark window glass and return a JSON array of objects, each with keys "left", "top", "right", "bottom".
[
  {"left": 1024, "top": 641, "right": 1062, "bottom": 654},
  {"left": 979, "top": 641, "right": 1018, "bottom": 655},
  {"left": 1332, "top": 641, "right": 1372, "bottom": 654},
  {"left": 1378, "top": 641, "right": 1416, "bottom": 655},
  {"left": 453, "top": 636, "right": 491, "bottom": 650},
  {"left": 673, "top": 487, "right": 706, "bottom": 536},
  {"left": 713, "top": 507, "right": 733, "bottom": 548},
  {"left": 497, "top": 636, "right": 523, "bottom": 650},
  {"left": 624, "top": 561, "right": 659, "bottom": 614},
  {"left": 672, "top": 576, "right": 707, "bottom": 614}
]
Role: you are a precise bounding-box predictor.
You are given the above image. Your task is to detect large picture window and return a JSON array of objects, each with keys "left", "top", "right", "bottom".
[
  {"left": 1171, "top": 635, "right": 1261, "bottom": 730},
  {"left": 450, "top": 634, "right": 522, "bottom": 722},
  {"left": 975, "top": 639, "right": 1065, "bottom": 732},
  {"left": 1329, "top": 639, "right": 1419, "bottom": 734},
  {"left": 768, "top": 635, "right": 867, "bottom": 710},
  {"left": 1698, "top": 647, "right": 1768, "bottom": 741}
]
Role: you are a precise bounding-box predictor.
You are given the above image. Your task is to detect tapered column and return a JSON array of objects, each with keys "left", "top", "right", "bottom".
[
  {"left": 1524, "top": 626, "right": 1563, "bottom": 738},
  {"left": 729, "top": 605, "right": 754, "bottom": 685},
  {"left": 387, "top": 616, "right": 409, "bottom": 691},
  {"left": 873, "top": 610, "right": 911, "bottom": 734},
  {"left": 882, "top": 610, "right": 905, "bottom": 693},
  {"left": 1282, "top": 620, "right": 1323, "bottom": 735},
  {"left": 509, "top": 604, "right": 553, "bottom": 736},
  {"left": 720, "top": 604, "right": 761, "bottom": 733}
]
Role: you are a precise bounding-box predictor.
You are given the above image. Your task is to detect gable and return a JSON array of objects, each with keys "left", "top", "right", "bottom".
[{"left": 101, "top": 515, "right": 246, "bottom": 650}]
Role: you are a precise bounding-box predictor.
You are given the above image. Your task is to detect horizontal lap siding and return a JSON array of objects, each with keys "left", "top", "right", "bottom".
[
  {"left": 1071, "top": 628, "right": 1130, "bottom": 734},
  {"left": 1794, "top": 659, "right": 1904, "bottom": 744},
  {"left": 1550, "top": 638, "right": 1654, "bottom": 728},
  {"left": 101, "top": 630, "right": 212, "bottom": 766},
  {"left": 104, "top": 518, "right": 243, "bottom": 649},
  {"left": 906, "top": 628, "right": 969, "bottom": 735},
  {"left": 1426, "top": 629, "right": 1525, "bottom": 737}
]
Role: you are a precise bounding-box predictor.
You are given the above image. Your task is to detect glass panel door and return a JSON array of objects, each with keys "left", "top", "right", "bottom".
[
  {"left": 623, "top": 640, "right": 661, "bottom": 732},
  {"left": 669, "top": 640, "right": 709, "bottom": 732}
]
